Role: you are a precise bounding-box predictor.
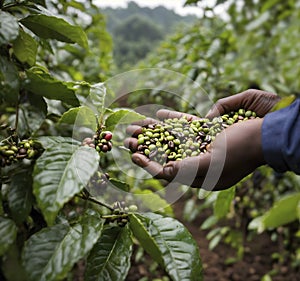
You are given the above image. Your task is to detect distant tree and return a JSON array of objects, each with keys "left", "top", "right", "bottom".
[
  {"left": 113, "top": 15, "right": 164, "bottom": 68},
  {"left": 114, "top": 14, "right": 163, "bottom": 41}
]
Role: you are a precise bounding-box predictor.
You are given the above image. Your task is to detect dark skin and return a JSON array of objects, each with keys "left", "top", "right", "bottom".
[{"left": 124, "top": 89, "right": 281, "bottom": 191}]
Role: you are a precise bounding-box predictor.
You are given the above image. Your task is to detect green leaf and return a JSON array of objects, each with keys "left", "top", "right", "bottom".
[
  {"left": 59, "top": 106, "right": 97, "bottom": 130},
  {"left": 105, "top": 109, "right": 145, "bottom": 130},
  {"left": 248, "top": 216, "right": 264, "bottom": 232},
  {"left": 0, "top": 217, "right": 17, "bottom": 256},
  {"left": 22, "top": 210, "right": 103, "bottom": 281},
  {"left": 33, "top": 144, "right": 99, "bottom": 225},
  {"left": 261, "top": 274, "right": 273, "bottom": 281},
  {"left": 84, "top": 83, "right": 107, "bottom": 115},
  {"left": 130, "top": 213, "right": 203, "bottom": 281},
  {"left": 261, "top": 0, "right": 281, "bottom": 13},
  {"left": 85, "top": 225, "right": 133, "bottom": 281},
  {"left": 133, "top": 189, "right": 174, "bottom": 216},
  {"left": 37, "top": 136, "right": 80, "bottom": 148},
  {"left": 213, "top": 187, "right": 235, "bottom": 219},
  {"left": 8, "top": 171, "right": 33, "bottom": 224},
  {"left": 13, "top": 28, "right": 38, "bottom": 66},
  {"left": 245, "top": 12, "right": 270, "bottom": 31},
  {"left": 262, "top": 193, "right": 300, "bottom": 229},
  {"left": 1, "top": 242, "right": 27, "bottom": 281},
  {"left": 25, "top": 68, "right": 79, "bottom": 106},
  {"left": 249, "top": 193, "right": 300, "bottom": 233},
  {"left": 129, "top": 214, "right": 164, "bottom": 265},
  {"left": 109, "top": 178, "right": 130, "bottom": 192},
  {"left": 208, "top": 234, "right": 222, "bottom": 250},
  {"left": 270, "top": 95, "right": 296, "bottom": 112},
  {"left": 0, "top": 56, "right": 20, "bottom": 104},
  {"left": 201, "top": 215, "right": 218, "bottom": 230},
  {"left": 0, "top": 11, "right": 19, "bottom": 45},
  {"left": 20, "top": 14, "right": 88, "bottom": 49}
]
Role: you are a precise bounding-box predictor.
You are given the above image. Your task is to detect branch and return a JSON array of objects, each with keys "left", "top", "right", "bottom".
[{"left": 76, "top": 194, "right": 114, "bottom": 211}]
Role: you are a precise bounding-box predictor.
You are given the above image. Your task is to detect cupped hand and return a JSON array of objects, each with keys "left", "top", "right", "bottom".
[
  {"left": 124, "top": 110, "right": 266, "bottom": 191},
  {"left": 206, "top": 89, "right": 281, "bottom": 119}
]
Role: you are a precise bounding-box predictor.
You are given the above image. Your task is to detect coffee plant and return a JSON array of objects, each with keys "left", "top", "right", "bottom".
[{"left": 0, "top": 1, "right": 205, "bottom": 281}]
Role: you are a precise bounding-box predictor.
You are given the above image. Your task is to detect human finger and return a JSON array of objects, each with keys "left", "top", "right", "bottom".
[
  {"left": 124, "top": 137, "right": 139, "bottom": 152},
  {"left": 126, "top": 125, "right": 143, "bottom": 137},
  {"left": 156, "top": 109, "right": 200, "bottom": 121},
  {"left": 131, "top": 153, "right": 171, "bottom": 180},
  {"left": 131, "top": 117, "right": 158, "bottom": 126},
  {"left": 205, "top": 95, "right": 244, "bottom": 119}
]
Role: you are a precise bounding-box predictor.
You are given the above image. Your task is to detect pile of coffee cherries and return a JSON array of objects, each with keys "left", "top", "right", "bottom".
[{"left": 136, "top": 109, "right": 257, "bottom": 164}]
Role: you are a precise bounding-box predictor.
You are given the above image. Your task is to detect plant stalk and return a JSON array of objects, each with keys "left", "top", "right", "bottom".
[{"left": 76, "top": 194, "right": 114, "bottom": 211}]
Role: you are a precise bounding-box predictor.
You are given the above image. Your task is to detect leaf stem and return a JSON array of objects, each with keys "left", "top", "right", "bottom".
[{"left": 76, "top": 194, "right": 114, "bottom": 211}]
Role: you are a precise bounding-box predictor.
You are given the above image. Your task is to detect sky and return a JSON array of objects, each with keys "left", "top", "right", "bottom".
[{"left": 94, "top": 0, "right": 207, "bottom": 17}]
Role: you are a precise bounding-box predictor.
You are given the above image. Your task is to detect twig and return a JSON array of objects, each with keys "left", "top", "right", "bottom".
[{"left": 76, "top": 194, "right": 114, "bottom": 211}]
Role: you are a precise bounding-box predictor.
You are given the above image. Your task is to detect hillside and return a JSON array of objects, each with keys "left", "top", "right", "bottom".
[{"left": 101, "top": 1, "right": 197, "bottom": 69}]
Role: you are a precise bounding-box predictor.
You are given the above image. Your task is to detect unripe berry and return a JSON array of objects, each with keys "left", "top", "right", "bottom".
[{"left": 128, "top": 205, "right": 138, "bottom": 212}]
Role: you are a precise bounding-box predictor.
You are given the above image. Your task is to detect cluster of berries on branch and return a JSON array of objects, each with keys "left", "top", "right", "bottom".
[
  {"left": 82, "top": 126, "right": 113, "bottom": 154},
  {"left": 0, "top": 138, "right": 43, "bottom": 167}
]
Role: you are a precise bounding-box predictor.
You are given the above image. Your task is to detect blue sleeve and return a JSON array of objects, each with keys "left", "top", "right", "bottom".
[{"left": 262, "top": 99, "right": 300, "bottom": 174}]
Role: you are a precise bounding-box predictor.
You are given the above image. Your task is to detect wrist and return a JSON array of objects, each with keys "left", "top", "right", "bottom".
[{"left": 251, "top": 118, "right": 266, "bottom": 167}]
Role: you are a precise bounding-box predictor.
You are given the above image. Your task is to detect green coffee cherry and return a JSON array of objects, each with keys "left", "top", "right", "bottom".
[{"left": 128, "top": 205, "right": 138, "bottom": 212}]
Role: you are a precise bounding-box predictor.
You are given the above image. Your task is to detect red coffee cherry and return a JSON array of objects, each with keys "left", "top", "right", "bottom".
[{"left": 103, "top": 131, "right": 113, "bottom": 141}]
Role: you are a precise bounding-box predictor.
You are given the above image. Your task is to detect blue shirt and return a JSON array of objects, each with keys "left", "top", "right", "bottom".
[{"left": 262, "top": 99, "right": 300, "bottom": 174}]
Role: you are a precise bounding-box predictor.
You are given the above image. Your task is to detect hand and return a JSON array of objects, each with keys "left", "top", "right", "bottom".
[
  {"left": 124, "top": 110, "right": 266, "bottom": 191},
  {"left": 206, "top": 89, "right": 281, "bottom": 119}
]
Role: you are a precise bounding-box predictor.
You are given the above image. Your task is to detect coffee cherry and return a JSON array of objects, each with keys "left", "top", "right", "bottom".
[
  {"left": 128, "top": 205, "right": 138, "bottom": 212},
  {"left": 117, "top": 218, "right": 128, "bottom": 227},
  {"left": 103, "top": 131, "right": 113, "bottom": 141}
]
